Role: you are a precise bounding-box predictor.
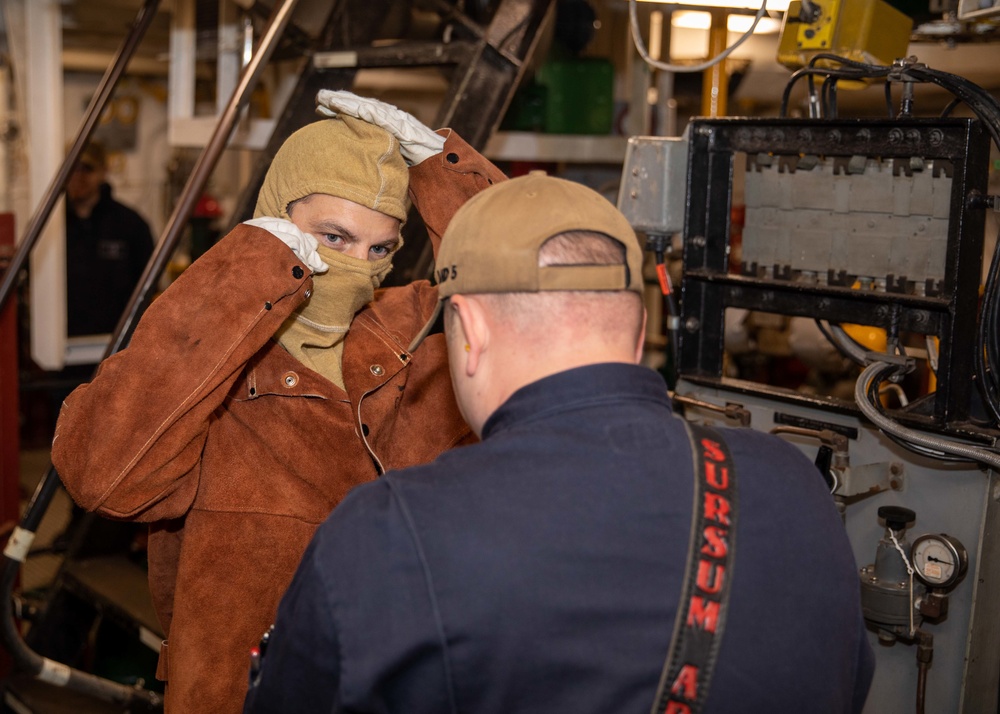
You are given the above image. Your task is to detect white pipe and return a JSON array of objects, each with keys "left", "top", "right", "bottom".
[{"left": 24, "top": 0, "right": 66, "bottom": 370}]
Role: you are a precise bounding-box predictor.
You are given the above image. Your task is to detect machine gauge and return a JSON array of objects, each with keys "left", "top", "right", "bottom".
[{"left": 911, "top": 533, "right": 968, "bottom": 589}]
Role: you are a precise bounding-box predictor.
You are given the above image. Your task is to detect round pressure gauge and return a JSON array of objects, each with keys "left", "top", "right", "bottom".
[{"left": 911, "top": 533, "right": 968, "bottom": 589}]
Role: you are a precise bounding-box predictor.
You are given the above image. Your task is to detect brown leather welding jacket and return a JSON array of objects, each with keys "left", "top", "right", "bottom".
[{"left": 52, "top": 131, "right": 507, "bottom": 714}]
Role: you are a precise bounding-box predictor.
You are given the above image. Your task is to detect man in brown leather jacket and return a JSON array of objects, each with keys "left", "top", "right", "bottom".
[{"left": 51, "top": 92, "right": 506, "bottom": 713}]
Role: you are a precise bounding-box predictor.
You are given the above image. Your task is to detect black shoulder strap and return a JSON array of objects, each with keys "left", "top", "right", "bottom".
[{"left": 651, "top": 421, "right": 739, "bottom": 714}]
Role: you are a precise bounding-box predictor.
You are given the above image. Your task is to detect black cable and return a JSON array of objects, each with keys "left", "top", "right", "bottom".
[
  {"left": 807, "top": 73, "right": 819, "bottom": 117},
  {"left": 941, "top": 97, "right": 963, "bottom": 118},
  {"left": 806, "top": 53, "right": 888, "bottom": 73},
  {"left": 780, "top": 54, "right": 890, "bottom": 117},
  {"left": 822, "top": 76, "right": 839, "bottom": 119},
  {"left": 780, "top": 67, "right": 875, "bottom": 117},
  {"left": 903, "top": 66, "right": 1000, "bottom": 139},
  {"left": 864, "top": 365, "right": 983, "bottom": 464},
  {"left": 795, "top": 55, "right": 898, "bottom": 120},
  {"left": 815, "top": 319, "right": 868, "bottom": 366},
  {"left": 815, "top": 319, "right": 849, "bottom": 361},
  {"left": 977, "top": 227, "right": 1000, "bottom": 424}
]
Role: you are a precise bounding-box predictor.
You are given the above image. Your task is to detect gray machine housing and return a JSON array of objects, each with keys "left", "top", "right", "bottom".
[{"left": 619, "top": 117, "right": 999, "bottom": 714}]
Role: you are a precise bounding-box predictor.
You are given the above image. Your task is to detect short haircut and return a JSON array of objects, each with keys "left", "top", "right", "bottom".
[
  {"left": 540, "top": 230, "right": 627, "bottom": 266},
  {"left": 458, "top": 230, "right": 644, "bottom": 344}
]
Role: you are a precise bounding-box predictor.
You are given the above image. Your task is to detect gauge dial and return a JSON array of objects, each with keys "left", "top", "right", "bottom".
[{"left": 911, "top": 533, "right": 968, "bottom": 589}]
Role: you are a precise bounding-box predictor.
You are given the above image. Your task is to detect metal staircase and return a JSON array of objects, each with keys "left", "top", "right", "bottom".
[{"left": 0, "top": 0, "right": 554, "bottom": 709}]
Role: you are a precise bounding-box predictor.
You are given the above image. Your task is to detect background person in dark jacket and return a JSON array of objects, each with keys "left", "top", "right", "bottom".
[
  {"left": 64, "top": 139, "right": 154, "bottom": 337},
  {"left": 244, "top": 174, "right": 874, "bottom": 714},
  {"left": 18, "top": 141, "right": 155, "bottom": 448}
]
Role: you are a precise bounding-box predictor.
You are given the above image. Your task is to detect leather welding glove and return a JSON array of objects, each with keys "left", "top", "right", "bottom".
[
  {"left": 315, "top": 89, "right": 446, "bottom": 166},
  {"left": 243, "top": 217, "right": 329, "bottom": 274}
]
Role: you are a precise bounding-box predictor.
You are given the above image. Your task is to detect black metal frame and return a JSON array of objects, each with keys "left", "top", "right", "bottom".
[{"left": 678, "top": 117, "right": 990, "bottom": 431}]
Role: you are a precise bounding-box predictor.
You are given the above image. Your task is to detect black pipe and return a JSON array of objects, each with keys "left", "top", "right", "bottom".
[
  {"left": 915, "top": 630, "right": 933, "bottom": 714},
  {"left": 0, "top": 469, "right": 161, "bottom": 709}
]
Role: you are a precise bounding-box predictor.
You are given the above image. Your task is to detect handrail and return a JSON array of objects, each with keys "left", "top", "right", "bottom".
[
  {"left": 0, "top": 0, "right": 300, "bottom": 708},
  {"left": 107, "top": 0, "right": 300, "bottom": 356},
  {"left": 0, "top": 0, "right": 164, "bottom": 708}
]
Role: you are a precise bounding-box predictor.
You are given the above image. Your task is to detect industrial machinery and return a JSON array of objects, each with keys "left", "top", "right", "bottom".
[{"left": 619, "top": 56, "right": 1000, "bottom": 713}]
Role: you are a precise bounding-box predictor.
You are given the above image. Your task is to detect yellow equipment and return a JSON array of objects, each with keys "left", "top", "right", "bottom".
[{"left": 777, "top": 0, "right": 913, "bottom": 72}]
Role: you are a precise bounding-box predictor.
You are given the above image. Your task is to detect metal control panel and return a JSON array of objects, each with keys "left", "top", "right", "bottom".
[{"left": 621, "top": 114, "right": 1000, "bottom": 713}]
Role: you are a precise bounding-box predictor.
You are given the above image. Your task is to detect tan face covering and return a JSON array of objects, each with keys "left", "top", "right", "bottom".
[{"left": 276, "top": 244, "right": 392, "bottom": 390}]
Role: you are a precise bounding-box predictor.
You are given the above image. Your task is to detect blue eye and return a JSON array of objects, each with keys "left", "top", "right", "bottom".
[{"left": 370, "top": 245, "right": 390, "bottom": 257}]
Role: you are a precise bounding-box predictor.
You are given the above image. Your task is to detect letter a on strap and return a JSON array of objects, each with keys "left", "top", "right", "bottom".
[{"left": 651, "top": 422, "right": 738, "bottom": 714}]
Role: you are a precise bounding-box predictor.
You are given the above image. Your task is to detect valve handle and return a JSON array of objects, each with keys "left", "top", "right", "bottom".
[{"left": 877, "top": 505, "right": 915, "bottom": 532}]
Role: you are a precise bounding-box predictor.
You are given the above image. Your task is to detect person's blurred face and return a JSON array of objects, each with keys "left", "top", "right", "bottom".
[
  {"left": 66, "top": 160, "right": 105, "bottom": 205},
  {"left": 288, "top": 194, "right": 400, "bottom": 262}
]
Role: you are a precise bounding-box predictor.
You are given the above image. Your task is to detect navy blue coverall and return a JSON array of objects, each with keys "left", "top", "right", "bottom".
[{"left": 244, "top": 363, "right": 874, "bottom": 713}]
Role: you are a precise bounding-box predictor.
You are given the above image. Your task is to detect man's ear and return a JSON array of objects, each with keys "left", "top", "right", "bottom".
[{"left": 449, "top": 294, "right": 489, "bottom": 377}]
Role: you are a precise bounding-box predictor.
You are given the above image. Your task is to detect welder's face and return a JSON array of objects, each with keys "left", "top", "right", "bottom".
[{"left": 288, "top": 194, "right": 400, "bottom": 262}]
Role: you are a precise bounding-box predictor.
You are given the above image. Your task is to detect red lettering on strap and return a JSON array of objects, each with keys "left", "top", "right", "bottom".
[
  {"left": 704, "top": 462, "right": 729, "bottom": 490},
  {"left": 687, "top": 596, "right": 720, "bottom": 633},
  {"left": 670, "top": 664, "right": 700, "bottom": 700},
  {"left": 665, "top": 703, "right": 692, "bottom": 714},
  {"left": 701, "top": 438, "right": 725, "bottom": 463},
  {"left": 704, "top": 492, "right": 731, "bottom": 526},
  {"left": 701, "top": 525, "right": 728, "bottom": 559},
  {"left": 696, "top": 560, "right": 725, "bottom": 595},
  {"left": 701, "top": 439, "right": 726, "bottom": 461}
]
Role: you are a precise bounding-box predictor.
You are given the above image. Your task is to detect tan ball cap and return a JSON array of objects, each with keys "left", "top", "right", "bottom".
[{"left": 409, "top": 173, "right": 644, "bottom": 352}]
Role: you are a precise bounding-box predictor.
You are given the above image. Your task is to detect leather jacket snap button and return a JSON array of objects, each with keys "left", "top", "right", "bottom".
[
  {"left": 283, "top": 372, "right": 299, "bottom": 387},
  {"left": 370, "top": 365, "right": 384, "bottom": 377},
  {"left": 292, "top": 266, "right": 304, "bottom": 279}
]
